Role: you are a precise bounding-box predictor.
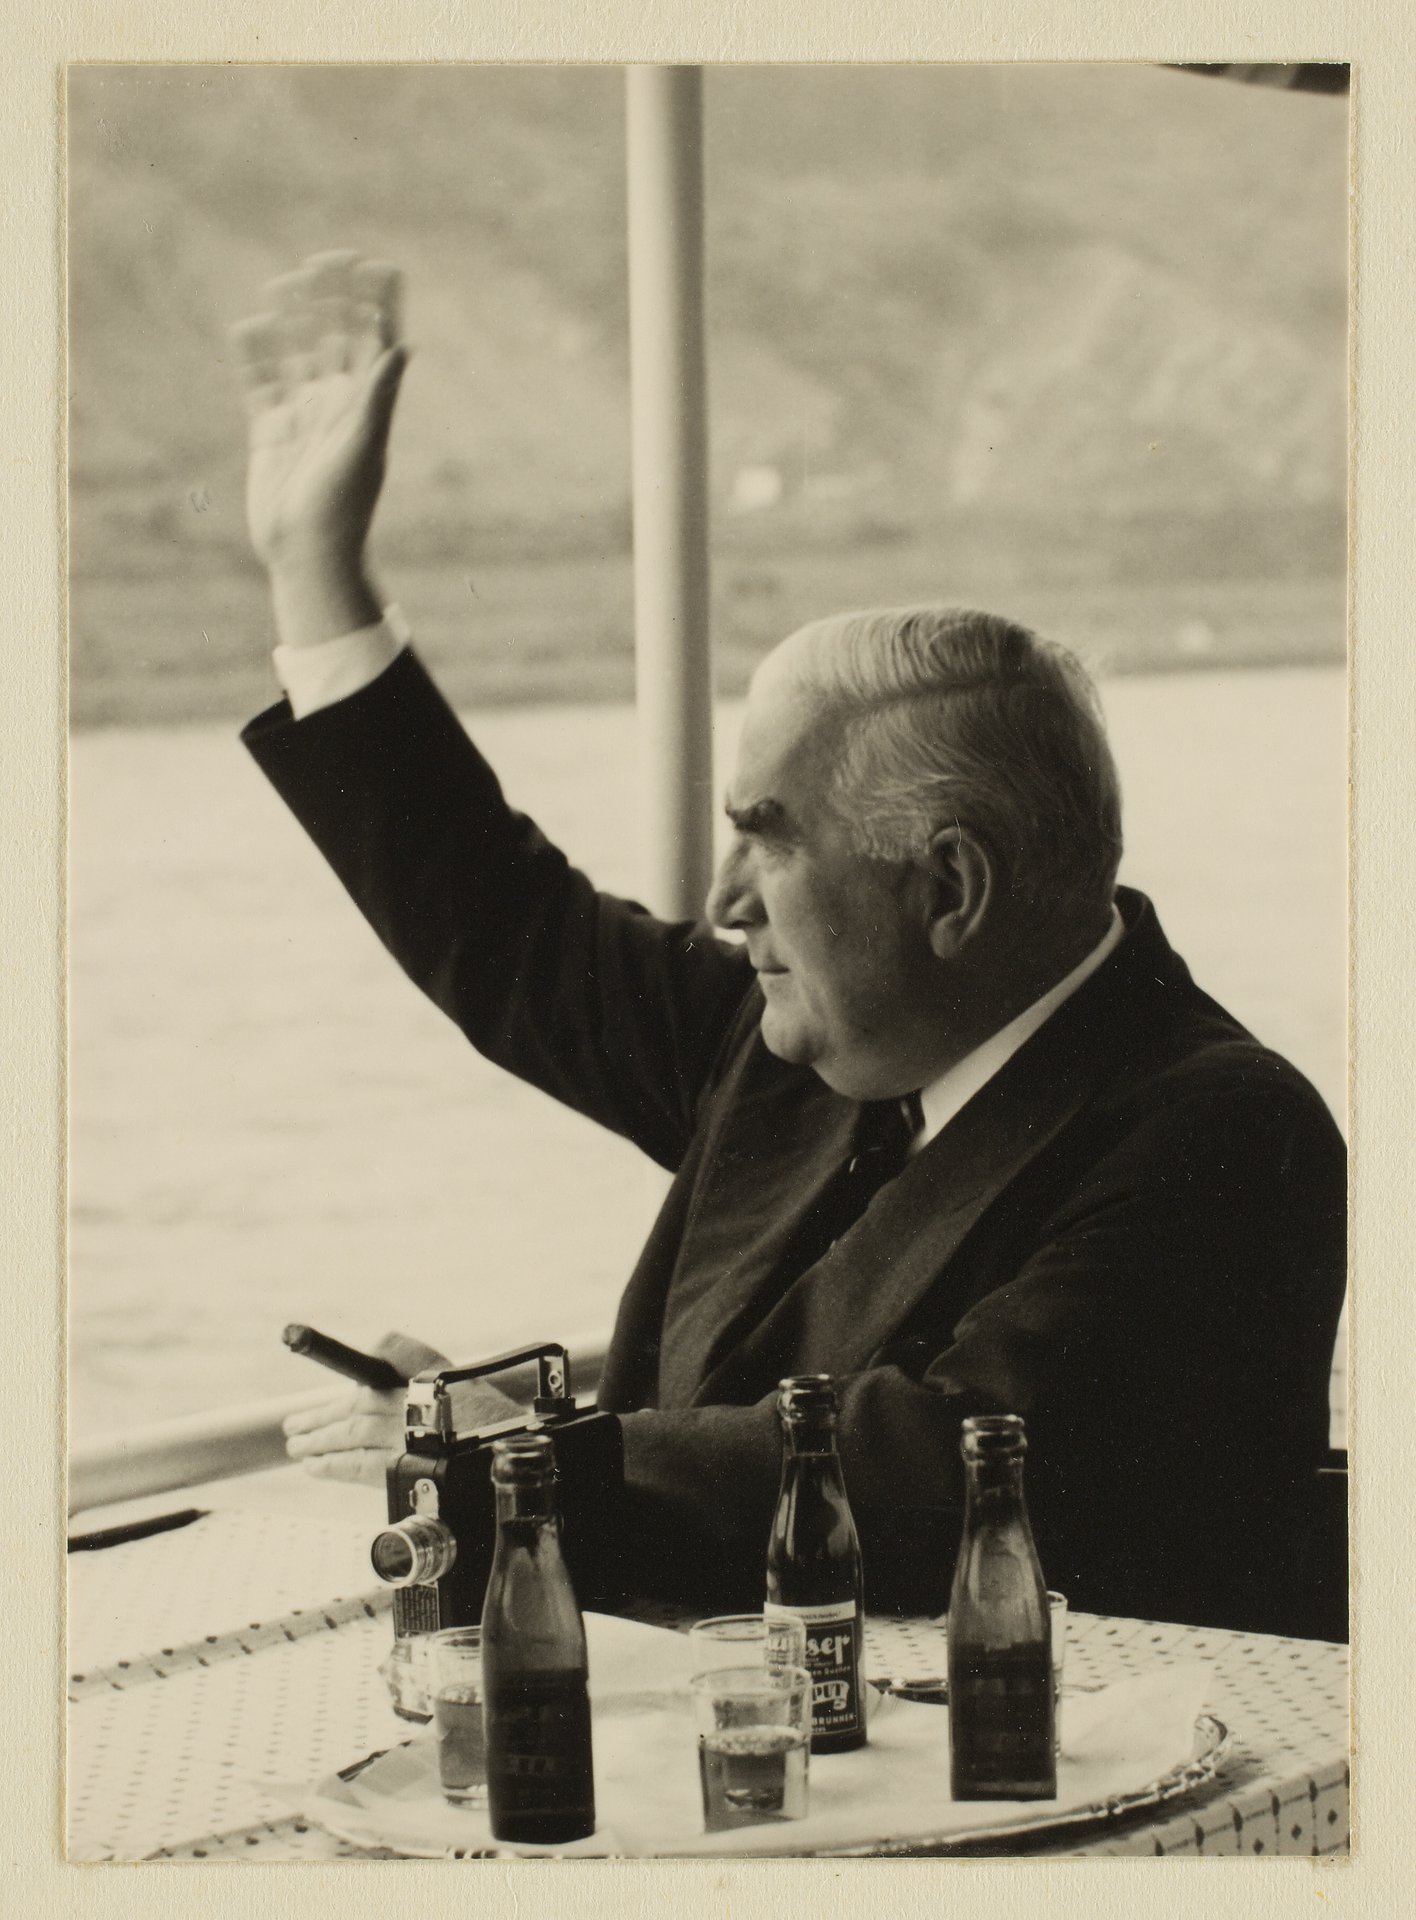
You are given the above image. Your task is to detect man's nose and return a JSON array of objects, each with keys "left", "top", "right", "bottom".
[{"left": 705, "top": 842, "right": 762, "bottom": 931}]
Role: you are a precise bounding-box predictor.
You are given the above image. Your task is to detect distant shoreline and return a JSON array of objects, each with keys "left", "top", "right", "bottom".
[{"left": 69, "top": 559, "right": 1346, "bottom": 731}]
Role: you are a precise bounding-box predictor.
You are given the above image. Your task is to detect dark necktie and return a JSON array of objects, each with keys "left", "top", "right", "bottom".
[
  {"left": 782, "top": 1092, "right": 925, "bottom": 1278},
  {"left": 846, "top": 1092, "right": 925, "bottom": 1198}
]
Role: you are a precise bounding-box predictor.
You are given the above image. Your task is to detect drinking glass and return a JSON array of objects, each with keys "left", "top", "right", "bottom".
[
  {"left": 1047, "top": 1591, "right": 1069, "bottom": 1755},
  {"left": 688, "top": 1612, "right": 808, "bottom": 1677},
  {"left": 429, "top": 1625, "right": 488, "bottom": 1805},
  {"left": 691, "top": 1664, "right": 812, "bottom": 1833},
  {"left": 379, "top": 1633, "right": 433, "bottom": 1722}
]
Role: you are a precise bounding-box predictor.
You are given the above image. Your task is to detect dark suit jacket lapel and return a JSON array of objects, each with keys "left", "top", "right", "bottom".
[
  {"left": 654, "top": 1056, "right": 858, "bottom": 1406},
  {"left": 688, "top": 890, "right": 1179, "bottom": 1404}
]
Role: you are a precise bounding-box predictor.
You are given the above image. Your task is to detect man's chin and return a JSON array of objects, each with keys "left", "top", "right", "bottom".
[
  {"left": 757, "top": 1004, "right": 812, "bottom": 1067},
  {"left": 756, "top": 1005, "right": 899, "bottom": 1099}
]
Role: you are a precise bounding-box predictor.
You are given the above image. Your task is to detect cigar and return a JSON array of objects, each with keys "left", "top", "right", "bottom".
[{"left": 282, "top": 1323, "right": 408, "bottom": 1392}]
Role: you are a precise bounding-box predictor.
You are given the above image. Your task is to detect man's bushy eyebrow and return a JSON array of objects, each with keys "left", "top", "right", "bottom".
[{"left": 724, "top": 797, "right": 791, "bottom": 837}]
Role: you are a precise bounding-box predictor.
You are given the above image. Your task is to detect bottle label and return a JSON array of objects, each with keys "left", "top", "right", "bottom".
[
  {"left": 948, "top": 1646, "right": 1055, "bottom": 1799},
  {"left": 764, "top": 1599, "right": 864, "bottom": 1740},
  {"left": 486, "top": 1673, "right": 596, "bottom": 1826}
]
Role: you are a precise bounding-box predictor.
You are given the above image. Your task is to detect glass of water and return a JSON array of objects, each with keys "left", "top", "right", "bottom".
[
  {"left": 688, "top": 1612, "right": 808, "bottom": 1677},
  {"left": 691, "top": 1663, "right": 812, "bottom": 1833},
  {"left": 429, "top": 1626, "right": 488, "bottom": 1806}
]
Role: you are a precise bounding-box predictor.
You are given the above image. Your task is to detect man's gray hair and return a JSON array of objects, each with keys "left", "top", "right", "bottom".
[{"left": 788, "top": 606, "right": 1123, "bottom": 925}]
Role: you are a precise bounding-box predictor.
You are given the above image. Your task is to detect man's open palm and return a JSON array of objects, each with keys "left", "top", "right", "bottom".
[{"left": 231, "top": 251, "right": 407, "bottom": 570}]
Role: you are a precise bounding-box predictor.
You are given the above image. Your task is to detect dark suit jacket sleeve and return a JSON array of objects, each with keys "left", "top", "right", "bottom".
[
  {"left": 242, "top": 649, "right": 753, "bottom": 1169},
  {"left": 618, "top": 1072, "right": 1344, "bottom": 1619}
]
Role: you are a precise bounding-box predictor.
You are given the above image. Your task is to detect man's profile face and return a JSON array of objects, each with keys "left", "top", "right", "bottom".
[{"left": 706, "top": 652, "right": 942, "bottom": 1100}]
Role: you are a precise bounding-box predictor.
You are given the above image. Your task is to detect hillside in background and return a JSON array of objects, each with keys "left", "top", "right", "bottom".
[{"left": 67, "top": 65, "right": 1348, "bottom": 724}]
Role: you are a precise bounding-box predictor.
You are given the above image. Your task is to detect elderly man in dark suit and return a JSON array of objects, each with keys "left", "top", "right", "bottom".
[{"left": 235, "top": 256, "right": 1345, "bottom": 1634}]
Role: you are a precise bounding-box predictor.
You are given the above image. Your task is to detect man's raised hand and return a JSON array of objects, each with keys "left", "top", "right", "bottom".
[{"left": 231, "top": 252, "right": 407, "bottom": 645}]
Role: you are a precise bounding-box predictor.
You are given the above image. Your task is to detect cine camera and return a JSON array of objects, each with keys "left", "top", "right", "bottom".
[{"left": 369, "top": 1341, "right": 625, "bottom": 1635}]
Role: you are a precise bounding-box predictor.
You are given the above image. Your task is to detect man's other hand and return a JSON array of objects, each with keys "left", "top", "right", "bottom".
[
  {"left": 282, "top": 1329, "right": 523, "bottom": 1486},
  {"left": 231, "top": 251, "right": 408, "bottom": 647},
  {"left": 282, "top": 1328, "right": 444, "bottom": 1487}
]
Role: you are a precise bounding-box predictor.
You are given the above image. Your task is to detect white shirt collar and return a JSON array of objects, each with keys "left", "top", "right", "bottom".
[{"left": 915, "top": 905, "right": 1125, "bottom": 1149}]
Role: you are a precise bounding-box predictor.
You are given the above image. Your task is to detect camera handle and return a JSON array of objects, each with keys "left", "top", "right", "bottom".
[{"left": 405, "top": 1342, "right": 575, "bottom": 1441}]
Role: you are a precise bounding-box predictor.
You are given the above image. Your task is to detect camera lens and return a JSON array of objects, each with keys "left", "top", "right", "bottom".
[
  {"left": 370, "top": 1514, "right": 457, "bottom": 1587},
  {"left": 371, "top": 1530, "right": 415, "bottom": 1583}
]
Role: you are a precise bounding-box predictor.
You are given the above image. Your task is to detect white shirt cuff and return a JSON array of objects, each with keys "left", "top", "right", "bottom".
[{"left": 273, "top": 605, "right": 411, "bottom": 720}]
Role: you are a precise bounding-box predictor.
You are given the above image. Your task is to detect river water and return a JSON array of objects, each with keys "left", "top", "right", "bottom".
[{"left": 68, "top": 668, "right": 1347, "bottom": 1443}]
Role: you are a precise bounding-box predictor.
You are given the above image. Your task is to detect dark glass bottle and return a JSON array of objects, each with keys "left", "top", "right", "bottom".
[
  {"left": 764, "top": 1375, "right": 867, "bottom": 1754},
  {"left": 946, "top": 1414, "right": 1056, "bottom": 1800},
  {"left": 481, "top": 1433, "right": 596, "bottom": 1844}
]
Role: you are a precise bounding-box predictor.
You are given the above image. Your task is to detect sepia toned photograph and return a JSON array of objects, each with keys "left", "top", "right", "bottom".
[{"left": 65, "top": 61, "right": 1349, "bottom": 1863}]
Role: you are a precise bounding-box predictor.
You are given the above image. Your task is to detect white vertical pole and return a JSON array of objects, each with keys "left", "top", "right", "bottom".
[{"left": 625, "top": 66, "right": 714, "bottom": 922}]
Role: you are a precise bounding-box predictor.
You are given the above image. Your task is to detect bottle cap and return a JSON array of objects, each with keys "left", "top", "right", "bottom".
[
  {"left": 489, "top": 1431, "right": 556, "bottom": 1484},
  {"left": 776, "top": 1374, "right": 839, "bottom": 1421},
  {"left": 960, "top": 1413, "right": 1027, "bottom": 1457}
]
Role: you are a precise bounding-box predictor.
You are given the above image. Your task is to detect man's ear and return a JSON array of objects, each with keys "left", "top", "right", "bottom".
[{"left": 923, "top": 824, "right": 993, "bottom": 960}]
